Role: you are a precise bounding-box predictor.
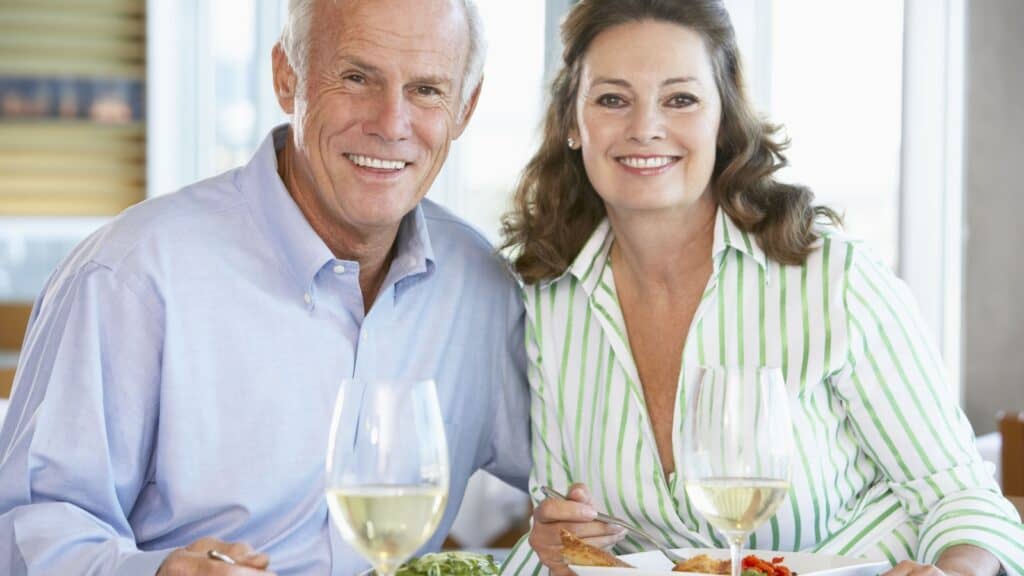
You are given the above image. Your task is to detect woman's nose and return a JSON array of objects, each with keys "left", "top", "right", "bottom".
[{"left": 626, "top": 101, "right": 666, "bottom": 144}]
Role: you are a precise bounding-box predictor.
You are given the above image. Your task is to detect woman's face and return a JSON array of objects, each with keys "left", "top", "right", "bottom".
[{"left": 572, "top": 19, "right": 722, "bottom": 218}]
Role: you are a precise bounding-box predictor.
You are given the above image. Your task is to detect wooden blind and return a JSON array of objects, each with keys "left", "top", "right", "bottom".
[{"left": 0, "top": 0, "right": 146, "bottom": 216}]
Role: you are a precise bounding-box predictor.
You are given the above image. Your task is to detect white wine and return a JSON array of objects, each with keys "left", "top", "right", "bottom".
[
  {"left": 685, "top": 477, "right": 789, "bottom": 538},
  {"left": 327, "top": 484, "right": 447, "bottom": 573}
]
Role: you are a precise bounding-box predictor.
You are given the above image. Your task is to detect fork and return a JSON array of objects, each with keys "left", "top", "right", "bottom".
[{"left": 540, "top": 485, "right": 686, "bottom": 565}]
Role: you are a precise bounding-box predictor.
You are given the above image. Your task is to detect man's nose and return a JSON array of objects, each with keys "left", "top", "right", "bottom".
[
  {"left": 627, "top": 101, "right": 666, "bottom": 144},
  {"left": 364, "top": 89, "right": 412, "bottom": 142}
]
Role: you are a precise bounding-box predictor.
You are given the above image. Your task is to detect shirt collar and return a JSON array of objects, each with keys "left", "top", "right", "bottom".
[
  {"left": 553, "top": 218, "right": 614, "bottom": 296},
  {"left": 713, "top": 207, "right": 769, "bottom": 278},
  {"left": 551, "top": 205, "right": 769, "bottom": 293},
  {"left": 381, "top": 204, "right": 435, "bottom": 290},
  {"left": 238, "top": 125, "right": 435, "bottom": 295}
]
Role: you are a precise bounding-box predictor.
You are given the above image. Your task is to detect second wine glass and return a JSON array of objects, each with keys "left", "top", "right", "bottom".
[
  {"left": 325, "top": 378, "right": 449, "bottom": 576},
  {"left": 682, "top": 366, "right": 793, "bottom": 576}
]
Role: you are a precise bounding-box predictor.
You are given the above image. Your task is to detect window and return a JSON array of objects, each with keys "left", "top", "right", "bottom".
[
  {"left": 429, "top": 0, "right": 548, "bottom": 243},
  {"left": 726, "top": 0, "right": 964, "bottom": 393},
  {"left": 0, "top": 0, "right": 146, "bottom": 302},
  {"left": 767, "top": 0, "right": 904, "bottom": 269},
  {"left": 726, "top": 0, "right": 905, "bottom": 269},
  {"left": 149, "top": 0, "right": 285, "bottom": 197}
]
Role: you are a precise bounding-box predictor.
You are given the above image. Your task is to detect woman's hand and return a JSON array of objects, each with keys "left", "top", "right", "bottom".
[
  {"left": 529, "top": 483, "right": 627, "bottom": 576},
  {"left": 882, "top": 544, "right": 1002, "bottom": 576},
  {"left": 882, "top": 561, "right": 963, "bottom": 576}
]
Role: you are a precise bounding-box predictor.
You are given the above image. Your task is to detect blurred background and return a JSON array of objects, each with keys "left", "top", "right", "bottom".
[{"left": 1, "top": 0, "right": 1022, "bottom": 550}]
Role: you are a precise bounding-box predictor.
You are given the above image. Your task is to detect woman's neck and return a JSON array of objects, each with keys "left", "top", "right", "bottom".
[{"left": 606, "top": 192, "right": 717, "bottom": 295}]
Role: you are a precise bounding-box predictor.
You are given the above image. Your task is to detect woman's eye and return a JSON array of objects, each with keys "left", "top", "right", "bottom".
[
  {"left": 598, "top": 94, "right": 626, "bottom": 106},
  {"left": 596, "top": 94, "right": 627, "bottom": 108},
  {"left": 667, "top": 94, "right": 698, "bottom": 107}
]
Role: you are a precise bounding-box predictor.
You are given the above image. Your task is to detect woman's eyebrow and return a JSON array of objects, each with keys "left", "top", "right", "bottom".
[{"left": 589, "top": 76, "right": 701, "bottom": 88}]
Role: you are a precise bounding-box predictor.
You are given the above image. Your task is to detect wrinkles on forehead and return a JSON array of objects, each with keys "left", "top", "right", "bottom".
[{"left": 309, "top": 0, "right": 469, "bottom": 92}]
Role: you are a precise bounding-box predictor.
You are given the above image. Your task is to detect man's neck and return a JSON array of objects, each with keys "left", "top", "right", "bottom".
[{"left": 276, "top": 134, "right": 398, "bottom": 311}]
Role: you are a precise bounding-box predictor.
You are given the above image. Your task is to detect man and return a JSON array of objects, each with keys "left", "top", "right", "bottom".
[{"left": 0, "top": 0, "right": 530, "bottom": 574}]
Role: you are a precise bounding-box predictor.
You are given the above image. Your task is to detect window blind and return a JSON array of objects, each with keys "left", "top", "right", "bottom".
[{"left": 0, "top": 0, "right": 146, "bottom": 216}]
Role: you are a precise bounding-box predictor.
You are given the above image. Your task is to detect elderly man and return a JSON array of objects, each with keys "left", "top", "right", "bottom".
[{"left": 0, "top": 0, "right": 529, "bottom": 574}]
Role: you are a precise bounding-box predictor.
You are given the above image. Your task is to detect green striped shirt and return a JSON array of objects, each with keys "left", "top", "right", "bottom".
[{"left": 501, "top": 210, "right": 1024, "bottom": 575}]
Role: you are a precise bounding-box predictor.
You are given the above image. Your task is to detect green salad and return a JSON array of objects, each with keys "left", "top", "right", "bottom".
[{"left": 395, "top": 551, "right": 500, "bottom": 576}]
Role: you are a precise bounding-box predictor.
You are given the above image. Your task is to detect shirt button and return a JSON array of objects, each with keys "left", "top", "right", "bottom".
[
  {"left": 333, "top": 264, "right": 345, "bottom": 274},
  {"left": 361, "top": 331, "right": 368, "bottom": 342},
  {"left": 303, "top": 293, "right": 312, "bottom": 304}
]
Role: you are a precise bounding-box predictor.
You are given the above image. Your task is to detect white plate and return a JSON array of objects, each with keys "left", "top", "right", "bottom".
[{"left": 572, "top": 548, "right": 891, "bottom": 576}]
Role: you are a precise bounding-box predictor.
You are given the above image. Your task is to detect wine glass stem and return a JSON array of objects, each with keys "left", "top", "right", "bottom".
[{"left": 729, "top": 536, "right": 744, "bottom": 576}]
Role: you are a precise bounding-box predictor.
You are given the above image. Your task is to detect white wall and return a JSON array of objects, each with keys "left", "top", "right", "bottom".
[{"left": 962, "top": 0, "right": 1024, "bottom": 435}]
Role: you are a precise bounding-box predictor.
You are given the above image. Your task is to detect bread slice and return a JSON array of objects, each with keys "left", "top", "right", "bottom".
[
  {"left": 672, "top": 554, "right": 730, "bottom": 574},
  {"left": 560, "top": 529, "right": 634, "bottom": 568}
]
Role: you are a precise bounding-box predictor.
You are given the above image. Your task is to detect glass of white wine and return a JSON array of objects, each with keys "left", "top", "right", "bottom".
[
  {"left": 325, "top": 379, "right": 449, "bottom": 576},
  {"left": 683, "top": 366, "right": 792, "bottom": 576}
]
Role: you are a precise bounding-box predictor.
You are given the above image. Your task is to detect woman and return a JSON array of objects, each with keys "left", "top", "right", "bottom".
[{"left": 499, "top": 1, "right": 1024, "bottom": 575}]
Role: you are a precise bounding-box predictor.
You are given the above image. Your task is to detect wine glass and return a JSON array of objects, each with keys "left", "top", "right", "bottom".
[
  {"left": 325, "top": 379, "right": 449, "bottom": 576},
  {"left": 682, "top": 366, "right": 792, "bottom": 576}
]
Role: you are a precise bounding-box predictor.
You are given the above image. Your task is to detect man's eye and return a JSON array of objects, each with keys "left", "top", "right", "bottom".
[
  {"left": 596, "top": 94, "right": 626, "bottom": 107},
  {"left": 343, "top": 73, "right": 367, "bottom": 84},
  {"left": 415, "top": 86, "right": 442, "bottom": 97}
]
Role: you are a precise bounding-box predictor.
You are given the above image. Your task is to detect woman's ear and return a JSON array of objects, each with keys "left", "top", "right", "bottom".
[{"left": 567, "top": 128, "right": 581, "bottom": 150}]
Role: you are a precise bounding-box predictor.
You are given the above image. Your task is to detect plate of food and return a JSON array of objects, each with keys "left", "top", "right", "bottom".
[
  {"left": 391, "top": 551, "right": 500, "bottom": 576},
  {"left": 562, "top": 532, "right": 890, "bottom": 576}
]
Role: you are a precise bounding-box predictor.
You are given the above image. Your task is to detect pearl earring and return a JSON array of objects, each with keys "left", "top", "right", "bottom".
[{"left": 567, "top": 137, "right": 577, "bottom": 149}]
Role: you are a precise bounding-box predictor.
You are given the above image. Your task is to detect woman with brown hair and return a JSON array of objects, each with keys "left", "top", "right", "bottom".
[{"left": 499, "top": 1, "right": 1024, "bottom": 575}]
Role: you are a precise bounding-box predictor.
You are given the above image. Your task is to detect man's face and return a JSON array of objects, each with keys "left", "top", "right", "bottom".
[{"left": 275, "top": 0, "right": 476, "bottom": 236}]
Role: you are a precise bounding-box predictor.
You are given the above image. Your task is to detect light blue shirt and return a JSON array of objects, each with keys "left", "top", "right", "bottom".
[{"left": 0, "top": 126, "right": 530, "bottom": 575}]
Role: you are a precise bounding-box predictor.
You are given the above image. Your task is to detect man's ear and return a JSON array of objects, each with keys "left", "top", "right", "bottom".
[
  {"left": 452, "top": 78, "right": 483, "bottom": 140},
  {"left": 272, "top": 43, "right": 298, "bottom": 114}
]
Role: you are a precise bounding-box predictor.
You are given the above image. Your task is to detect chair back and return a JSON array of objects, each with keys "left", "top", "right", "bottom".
[
  {"left": 1, "top": 303, "right": 32, "bottom": 398},
  {"left": 1000, "top": 411, "right": 1024, "bottom": 497}
]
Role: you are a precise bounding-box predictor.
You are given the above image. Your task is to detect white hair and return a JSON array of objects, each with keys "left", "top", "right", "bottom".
[{"left": 279, "top": 0, "right": 486, "bottom": 113}]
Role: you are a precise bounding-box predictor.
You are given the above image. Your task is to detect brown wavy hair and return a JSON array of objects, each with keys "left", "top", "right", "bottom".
[{"left": 501, "top": 0, "right": 840, "bottom": 284}]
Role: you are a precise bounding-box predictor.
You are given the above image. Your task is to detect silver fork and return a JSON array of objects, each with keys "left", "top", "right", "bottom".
[{"left": 540, "top": 486, "right": 686, "bottom": 565}]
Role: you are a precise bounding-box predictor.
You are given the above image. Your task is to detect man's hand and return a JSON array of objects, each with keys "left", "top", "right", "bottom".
[
  {"left": 528, "top": 483, "right": 626, "bottom": 576},
  {"left": 156, "top": 537, "right": 275, "bottom": 575}
]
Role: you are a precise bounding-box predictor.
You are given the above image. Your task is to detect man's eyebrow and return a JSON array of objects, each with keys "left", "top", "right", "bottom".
[
  {"left": 341, "top": 56, "right": 382, "bottom": 76},
  {"left": 338, "top": 57, "right": 452, "bottom": 88},
  {"left": 590, "top": 76, "right": 701, "bottom": 88},
  {"left": 409, "top": 74, "right": 453, "bottom": 88}
]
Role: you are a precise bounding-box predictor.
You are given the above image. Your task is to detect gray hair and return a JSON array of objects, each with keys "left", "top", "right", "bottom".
[{"left": 279, "top": 0, "right": 486, "bottom": 113}]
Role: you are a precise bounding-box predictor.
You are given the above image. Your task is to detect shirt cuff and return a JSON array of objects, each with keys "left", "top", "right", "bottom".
[{"left": 917, "top": 489, "right": 1024, "bottom": 575}]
